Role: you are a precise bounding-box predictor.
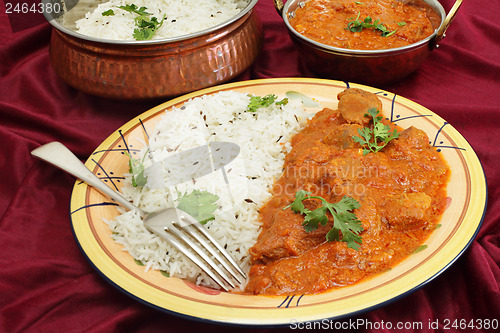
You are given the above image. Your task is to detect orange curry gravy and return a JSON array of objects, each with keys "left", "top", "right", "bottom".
[
  {"left": 289, "top": 0, "right": 441, "bottom": 50},
  {"left": 244, "top": 89, "right": 450, "bottom": 295}
]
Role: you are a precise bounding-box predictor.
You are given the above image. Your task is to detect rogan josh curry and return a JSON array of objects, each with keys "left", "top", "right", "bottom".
[
  {"left": 289, "top": 0, "right": 441, "bottom": 50},
  {"left": 244, "top": 89, "right": 450, "bottom": 295}
]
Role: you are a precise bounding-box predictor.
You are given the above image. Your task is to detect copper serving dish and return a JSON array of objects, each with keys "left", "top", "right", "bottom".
[
  {"left": 43, "top": 0, "right": 263, "bottom": 100},
  {"left": 274, "top": 0, "right": 462, "bottom": 86}
]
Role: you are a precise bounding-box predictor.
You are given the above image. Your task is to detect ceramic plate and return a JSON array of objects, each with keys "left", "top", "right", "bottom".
[{"left": 70, "top": 78, "right": 486, "bottom": 326}]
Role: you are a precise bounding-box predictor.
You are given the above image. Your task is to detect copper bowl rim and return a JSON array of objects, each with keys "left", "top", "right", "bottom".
[
  {"left": 281, "top": 0, "right": 447, "bottom": 55},
  {"left": 42, "top": 0, "right": 259, "bottom": 45}
]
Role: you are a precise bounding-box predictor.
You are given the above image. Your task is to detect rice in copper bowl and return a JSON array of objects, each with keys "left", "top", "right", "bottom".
[{"left": 75, "top": 0, "right": 245, "bottom": 40}]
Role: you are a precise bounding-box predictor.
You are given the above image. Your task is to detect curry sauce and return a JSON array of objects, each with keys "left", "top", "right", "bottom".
[
  {"left": 244, "top": 89, "right": 450, "bottom": 295},
  {"left": 289, "top": 0, "right": 441, "bottom": 50}
]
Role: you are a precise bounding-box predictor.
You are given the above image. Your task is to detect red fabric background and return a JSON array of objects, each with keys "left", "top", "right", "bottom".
[{"left": 1, "top": 0, "right": 499, "bottom": 332}]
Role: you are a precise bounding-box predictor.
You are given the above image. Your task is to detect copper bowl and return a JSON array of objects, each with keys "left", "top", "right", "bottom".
[
  {"left": 43, "top": 0, "right": 263, "bottom": 100},
  {"left": 275, "top": 0, "right": 462, "bottom": 86}
]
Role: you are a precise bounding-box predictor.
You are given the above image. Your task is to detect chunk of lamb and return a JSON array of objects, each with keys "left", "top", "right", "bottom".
[
  {"left": 337, "top": 88, "right": 383, "bottom": 126},
  {"left": 385, "top": 126, "right": 430, "bottom": 158},
  {"left": 378, "top": 192, "right": 432, "bottom": 231},
  {"left": 323, "top": 123, "right": 364, "bottom": 149},
  {"left": 396, "top": 126, "right": 429, "bottom": 148},
  {"left": 248, "top": 209, "right": 327, "bottom": 264}
]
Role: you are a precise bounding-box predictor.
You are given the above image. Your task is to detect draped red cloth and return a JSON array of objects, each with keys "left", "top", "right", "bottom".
[{"left": 1, "top": 0, "right": 499, "bottom": 332}]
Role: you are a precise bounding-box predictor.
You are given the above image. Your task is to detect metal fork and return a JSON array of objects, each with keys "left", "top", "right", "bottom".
[{"left": 31, "top": 142, "right": 246, "bottom": 291}]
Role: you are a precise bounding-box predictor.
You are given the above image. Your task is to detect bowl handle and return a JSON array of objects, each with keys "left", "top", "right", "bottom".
[
  {"left": 432, "top": 0, "right": 463, "bottom": 49},
  {"left": 274, "top": 0, "right": 285, "bottom": 17}
]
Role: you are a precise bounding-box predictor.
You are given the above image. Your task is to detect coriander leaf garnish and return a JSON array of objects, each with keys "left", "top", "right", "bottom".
[
  {"left": 246, "top": 94, "right": 288, "bottom": 112},
  {"left": 285, "top": 190, "right": 363, "bottom": 250},
  {"left": 133, "top": 28, "right": 154, "bottom": 41},
  {"left": 347, "top": 12, "right": 397, "bottom": 37},
  {"left": 133, "top": 15, "right": 166, "bottom": 40},
  {"left": 176, "top": 190, "right": 219, "bottom": 225},
  {"left": 413, "top": 244, "right": 428, "bottom": 254},
  {"left": 102, "top": 9, "right": 115, "bottom": 16},
  {"left": 275, "top": 98, "right": 289, "bottom": 106},
  {"left": 118, "top": 4, "right": 165, "bottom": 40},
  {"left": 118, "top": 4, "right": 151, "bottom": 16},
  {"left": 127, "top": 152, "right": 148, "bottom": 187},
  {"left": 352, "top": 108, "right": 400, "bottom": 155}
]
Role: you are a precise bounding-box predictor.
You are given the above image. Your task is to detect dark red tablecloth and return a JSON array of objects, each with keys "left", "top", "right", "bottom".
[{"left": 1, "top": 0, "right": 499, "bottom": 332}]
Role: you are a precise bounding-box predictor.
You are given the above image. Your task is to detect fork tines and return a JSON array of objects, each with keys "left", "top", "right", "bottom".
[{"left": 144, "top": 209, "right": 247, "bottom": 291}]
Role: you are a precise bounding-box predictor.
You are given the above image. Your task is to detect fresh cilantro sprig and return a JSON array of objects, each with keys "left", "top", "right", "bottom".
[
  {"left": 102, "top": 9, "right": 115, "bottom": 16},
  {"left": 285, "top": 190, "right": 363, "bottom": 250},
  {"left": 347, "top": 12, "right": 397, "bottom": 37},
  {"left": 246, "top": 94, "right": 288, "bottom": 112},
  {"left": 176, "top": 190, "right": 219, "bottom": 224},
  {"left": 127, "top": 152, "right": 148, "bottom": 187},
  {"left": 112, "top": 4, "right": 165, "bottom": 40},
  {"left": 352, "top": 108, "right": 400, "bottom": 155},
  {"left": 118, "top": 4, "right": 151, "bottom": 16},
  {"left": 132, "top": 15, "right": 166, "bottom": 40}
]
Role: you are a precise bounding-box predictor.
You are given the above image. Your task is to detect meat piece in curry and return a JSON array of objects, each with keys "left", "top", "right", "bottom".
[
  {"left": 337, "top": 88, "right": 382, "bottom": 126},
  {"left": 244, "top": 88, "right": 450, "bottom": 295}
]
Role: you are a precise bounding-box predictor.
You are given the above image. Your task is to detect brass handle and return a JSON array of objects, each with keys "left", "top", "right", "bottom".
[
  {"left": 274, "top": 0, "right": 284, "bottom": 17},
  {"left": 433, "top": 0, "right": 463, "bottom": 49}
]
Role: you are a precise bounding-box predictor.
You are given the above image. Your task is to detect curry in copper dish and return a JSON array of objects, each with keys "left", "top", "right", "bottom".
[{"left": 289, "top": 0, "right": 441, "bottom": 50}]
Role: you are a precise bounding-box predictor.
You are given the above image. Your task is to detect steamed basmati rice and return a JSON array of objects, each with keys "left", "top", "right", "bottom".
[
  {"left": 75, "top": 0, "right": 244, "bottom": 40},
  {"left": 106, "top": 90, "right": 310, "bottom": 288}
]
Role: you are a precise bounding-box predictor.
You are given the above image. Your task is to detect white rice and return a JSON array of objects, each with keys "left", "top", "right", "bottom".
[
  {"left": 105, "top": 91, "right": 310, "bottom": 288},
  {"left": 75, "top": 0, "right": 244, "bottom": 40}
]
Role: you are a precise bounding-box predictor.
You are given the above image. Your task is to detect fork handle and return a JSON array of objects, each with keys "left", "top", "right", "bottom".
[{"left": 31, "top": 141, "right": 140, "bottom": 214}]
